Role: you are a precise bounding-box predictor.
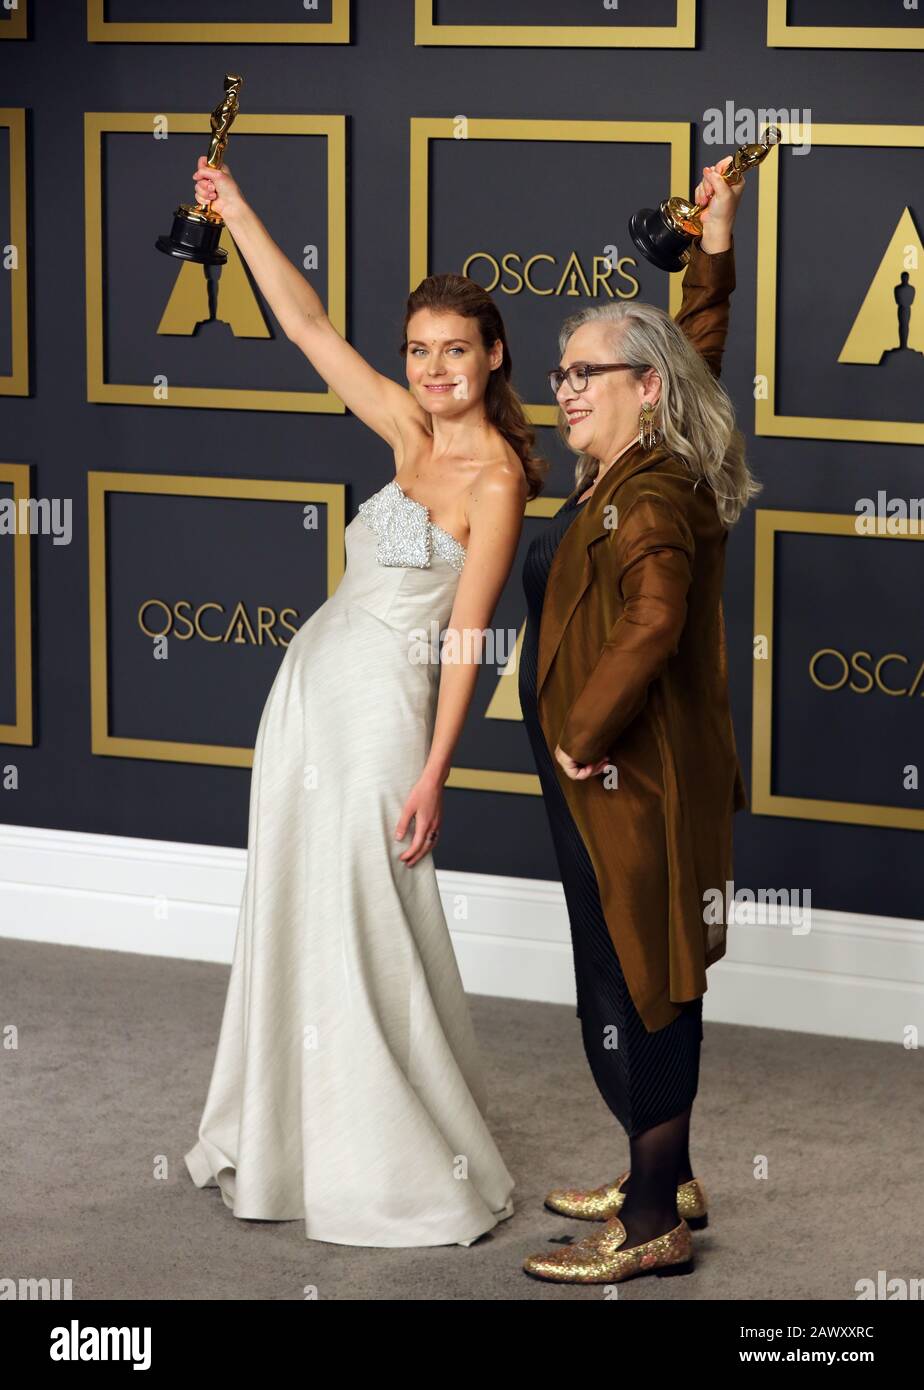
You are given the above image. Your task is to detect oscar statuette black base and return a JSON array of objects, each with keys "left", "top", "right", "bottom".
[
  {"left": 155, "top": 206, "right": 228, "bottom": 265},
  {"left": 628, "top": 207, "right": 692, "bottom": 274}
]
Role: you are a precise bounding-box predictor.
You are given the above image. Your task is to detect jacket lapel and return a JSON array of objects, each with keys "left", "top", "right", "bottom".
[
  {"left": 535, "top": 544, "right": 592, "bottom": 703},
  {"left": 536, "top": 442, "right": 668, "bottom": 703}
]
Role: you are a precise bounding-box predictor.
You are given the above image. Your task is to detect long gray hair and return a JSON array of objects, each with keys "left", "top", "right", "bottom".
[{"left": 556, "top": 298, "right": 761, "bottom": 527}]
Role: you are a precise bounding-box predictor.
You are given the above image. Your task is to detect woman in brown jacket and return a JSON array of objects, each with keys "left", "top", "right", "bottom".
[{"left": 519, "top": 159, "right": 761, "bottom": 1284}]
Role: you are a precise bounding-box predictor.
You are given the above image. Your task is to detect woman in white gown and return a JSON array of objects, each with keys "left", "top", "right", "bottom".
[{"left": 182, "top": 159, "right": 545, "bottom": 1247}]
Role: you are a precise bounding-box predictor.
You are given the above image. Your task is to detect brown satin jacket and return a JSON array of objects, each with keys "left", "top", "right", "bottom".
[{"left": 536, "top": 239, "right": 749, "bottom": 1033}]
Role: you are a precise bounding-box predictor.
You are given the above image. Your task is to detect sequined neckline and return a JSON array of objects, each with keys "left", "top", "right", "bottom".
[
  {"left": 389, "top": 479, "right": 469, "bottom": 559},
  {"left": 356, "top": 479, "right": 467, "bottom": 573}
]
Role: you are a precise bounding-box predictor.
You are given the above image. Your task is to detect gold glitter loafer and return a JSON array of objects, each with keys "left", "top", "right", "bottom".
[
  {"left": 544, "top": 1172, "right": 708, "bottom": 1230},
  {"left": 523, "top": 1216, "right": 694, "bottom": 1284}
]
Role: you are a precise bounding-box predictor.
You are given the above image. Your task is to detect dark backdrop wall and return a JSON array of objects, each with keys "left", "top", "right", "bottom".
[{"left": 1, "top": 0, "right": 922, "bottom": 923}]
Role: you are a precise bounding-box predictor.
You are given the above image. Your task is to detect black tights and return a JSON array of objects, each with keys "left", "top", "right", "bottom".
[{"left": 617, "top": 1103, "right": 694, "bottom": 1246}]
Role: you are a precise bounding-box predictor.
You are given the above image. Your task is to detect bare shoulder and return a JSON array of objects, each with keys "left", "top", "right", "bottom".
[
  {"left": 468, "top": 451, "right": 528, "bottom": 511},
  {"left": 462, "top": 454, "right": 527, "bottom": 574},
  {"left": 464, "top": 457, "right": 527, "bottom": 545}
]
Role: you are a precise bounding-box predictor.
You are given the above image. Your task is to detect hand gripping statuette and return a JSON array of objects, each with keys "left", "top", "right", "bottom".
[
  {"left": 629, "top": 124, "right": 781, "bottom": 272},
  {"left": 155, "top": 73, "right": 244, "bottom": 265}
]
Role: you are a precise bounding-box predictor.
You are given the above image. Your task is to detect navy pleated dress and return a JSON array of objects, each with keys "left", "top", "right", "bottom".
[{"left": 518, "top": 493, "right": 704, "bottom": 1138}]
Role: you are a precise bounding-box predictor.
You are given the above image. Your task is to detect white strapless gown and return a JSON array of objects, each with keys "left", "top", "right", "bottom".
[{"left": 184, "top": 479, "right": 515, "bottom": 1247}]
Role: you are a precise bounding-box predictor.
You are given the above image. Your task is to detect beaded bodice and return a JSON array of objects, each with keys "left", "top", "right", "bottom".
[{"left": 357, "top": 479, "right": 467, "bottom": 574}]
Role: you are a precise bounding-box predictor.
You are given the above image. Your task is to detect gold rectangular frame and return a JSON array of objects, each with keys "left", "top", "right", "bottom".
[
  {"left": 84, "top": 113, "right": 346, "bottom": 412},
  {"left": 0, "top": 461, "right": 33, "bottom": 745},
  {"left": 410, "top": 117, "right": 690, "bottom": 426},
  {"left": 767, "top": 0, "right": 924, "bottom": 49},
  {"left": 755, "top": 122, "right": 924, "bottom": 445},
  {"left": 0, "top": 1, "right": 27, "bottom": 40},
  {"left": 415, "top": 0, "right": 696, "bottom": 47},
  {"left": 87, "top": 0, "right": 349, "bottom": 43},
  {"left": 753, "top": 508, "right": 924, "bottom": 830},
  {"left": 0, "top": 109, "right": 28, "bottom": 396},
  {"left": 88, "top": 471, "right": 346, "bottom": 766}
]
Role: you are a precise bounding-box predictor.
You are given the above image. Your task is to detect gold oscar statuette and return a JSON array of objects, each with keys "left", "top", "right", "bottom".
[
  {"left": 629, "top": 125, "right": 782, "bottom": 272},
  {"left": 155, "top": 73, "right": 244, "bottom": 265}
]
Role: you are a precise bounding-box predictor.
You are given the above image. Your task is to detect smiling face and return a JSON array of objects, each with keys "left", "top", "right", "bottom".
[
  {"left": 405, "top": 309, "right": 502, "bottom": 415},
  {"left": 556, "top": 320, "right": 660, "bottom": 462}
]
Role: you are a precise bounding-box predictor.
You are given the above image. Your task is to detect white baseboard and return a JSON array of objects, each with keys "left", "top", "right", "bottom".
[{"left": 0, "top": 823, "right": 921, "bottom": 1044}]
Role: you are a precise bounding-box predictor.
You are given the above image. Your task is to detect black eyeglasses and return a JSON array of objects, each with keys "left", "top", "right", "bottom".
[{"left": 548, "top": 363, "right": 636, "bottom": 395}]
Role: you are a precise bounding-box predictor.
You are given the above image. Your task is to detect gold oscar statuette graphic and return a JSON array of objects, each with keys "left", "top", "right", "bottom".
[
  {"left": 839, "top": 207, "right": 924, "bottom": 364},
  {"left": 155, "top": 74, "right": 244, "bottom": 264},
  {"left": 630, "top": 125, "right": 782, "bottom": 272}
]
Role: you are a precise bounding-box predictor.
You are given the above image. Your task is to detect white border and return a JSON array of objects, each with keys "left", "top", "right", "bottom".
[{"left": 0, "top": 824, "right": 920, "bottom": 1044}]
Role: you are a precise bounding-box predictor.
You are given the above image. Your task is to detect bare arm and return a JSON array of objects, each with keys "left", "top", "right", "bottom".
[
  {"left": 424, "top": 464, "right": 527, "bottom": 783},
  {"left": 193, "top": 158, "right": 423, "bottom": 452},
  {"left": 394, "top": 462, "right": 527, "bottom": 865}
]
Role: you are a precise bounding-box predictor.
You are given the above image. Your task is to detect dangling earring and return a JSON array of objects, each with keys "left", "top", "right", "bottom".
[{"left": 638, "top": 401, "right": 659, "bottom": 450}]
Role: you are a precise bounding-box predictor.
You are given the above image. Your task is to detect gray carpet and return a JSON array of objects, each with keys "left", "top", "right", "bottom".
[{"left": 3, "top": 937, "right": 920, "bottom": 1301}]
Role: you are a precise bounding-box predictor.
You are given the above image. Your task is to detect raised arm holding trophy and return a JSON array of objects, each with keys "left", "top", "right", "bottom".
[
  {"left": 630, "top": 124, "right": 782, "bottom": 272},
  {"left": 155, "top": 73, "right": 244, "bottom": 265}
]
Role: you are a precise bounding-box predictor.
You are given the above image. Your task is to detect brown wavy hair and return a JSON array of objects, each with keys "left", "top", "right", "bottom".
[{"left": 399, "top": 273, "right": 548, "bottom": 501}]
